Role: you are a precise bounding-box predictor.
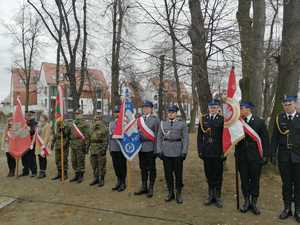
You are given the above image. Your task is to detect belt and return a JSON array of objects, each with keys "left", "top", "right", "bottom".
[{"left": 163, "top": 138, "right": 182, "bottom": 142}]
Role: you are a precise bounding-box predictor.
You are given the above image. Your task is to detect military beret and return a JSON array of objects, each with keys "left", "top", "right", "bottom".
[
  {"left": 282, "top": 95, "right": 297, "bottom": 103},
  {"left": 168, "top": 105, "right": 179, "bottom": 112},
  {"left": 143, "top": 100, "right": 154, "bottom": 108}
]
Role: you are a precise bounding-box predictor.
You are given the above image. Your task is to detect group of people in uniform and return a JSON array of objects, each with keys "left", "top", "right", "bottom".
[{"left": 1, "top": 94, "right": 300, "bottom": 222}]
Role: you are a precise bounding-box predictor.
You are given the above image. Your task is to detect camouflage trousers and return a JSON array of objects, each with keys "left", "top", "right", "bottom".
[
  {"left": 90, "top": 151, "right": 107, "bottom": 177},
  {"left": 71, "top": 146, "right": 86, "bottom": 173},
  {"left": 55, "top": 146, "right": 69, "bottom": 172}
]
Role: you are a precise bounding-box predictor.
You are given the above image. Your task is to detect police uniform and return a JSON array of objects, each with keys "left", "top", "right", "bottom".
[
  {"left": 236, "top": 101, "right": 269, "bottom": 215},
  {"left": 271, "top": 96, "right": 300, "bottom": 221},
  {"left": 135, "top": 101, "right": 160, "bottom": 198},
  {"left": 157, "top": 105, "right": 189, "bottom": 204},
  {"left": 51, "top": 120, "right": 70, "bottom": 180},
  {"left": 109, "top": 107, "right": 127, "bottom": 192},
  {"left": 89, "top": 115, "right": 109, "bottom": 187},
  {"left": 197, "top": 100, "right": 224, "bottom": 208},
  {"left": 69, "top": 111, "right": 90, "bottom": 183}
]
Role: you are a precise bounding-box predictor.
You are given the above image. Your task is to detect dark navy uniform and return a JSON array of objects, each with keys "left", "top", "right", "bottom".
[
  {"left": 197, "top": 112, "right": 224, "bottom": 207},
  {"left": 271, "top": 96, "right": 300, "bottom": 221},
  {"left": 236, "top": 102, "right": 269, "bottom": 215}
]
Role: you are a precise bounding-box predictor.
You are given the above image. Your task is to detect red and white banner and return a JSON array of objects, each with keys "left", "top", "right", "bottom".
[
  {"left": 222, "top": 67, "right": 245, "bottom": 156},
  {"left": 112, "top": 100, "right": 126, "bottom": 139},
  {"left": 72, "top": 123, "right": 85, "bottom": 140},
  {"left": 55, "top": 84, "right": 64, "bottom": 121},
  {"left": 240, "top": 120, "right": 263, "bottom": 159},
  {"left": 137, "top": 116, "right": 155, "bottom": 142},
  {"left": 33, "top": 128, "right": 50, "bottom": 157},
  {"left": 8, "top": 97, "right": 32, "bottom": 159}
]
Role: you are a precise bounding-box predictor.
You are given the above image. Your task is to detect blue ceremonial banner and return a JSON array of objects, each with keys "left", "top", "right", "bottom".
[{"left": 115, "top": 89, "right": 142, "bottom": 161}]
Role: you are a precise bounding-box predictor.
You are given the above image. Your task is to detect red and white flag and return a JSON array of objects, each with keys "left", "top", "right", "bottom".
[
  {"left": 72, "top": 123, "right": 85, "bottom": 140},
  {"left": 137, "top": 116, "right": 155, "bottom": 142},
  {"left": 55, "top": 84, "right": 64, "bottom": 122},
  {"left": 8, "top": 97, "right": 32, "bottom": 159},
  {"left": 112, "top": 100, "right": 126, "bottom": 139},
  {"left": 33, "top": 128, "right": 50, "bottom": 157},
  {"left": 222, "top": 67, "right": 244, "bottom": 156}
]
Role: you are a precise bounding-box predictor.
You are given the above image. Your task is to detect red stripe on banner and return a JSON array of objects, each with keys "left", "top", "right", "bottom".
[
  {"left": 113, "top": 100, "right": 125, "bottom": 138},
  {"left": 137, "top": 117, "right": 155, "bottom": 142},
  {"left": 241, "top": 120, "right": 263, "bottom": 159},
  {"left": 222, "top": 127, "right": 232, "bottom": 155},
  {"left": 227, "top": 66, "right": 236, "bottom": 99}
]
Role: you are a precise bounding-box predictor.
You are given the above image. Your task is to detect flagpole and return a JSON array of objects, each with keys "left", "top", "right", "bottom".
[
  {"left": 16, "top": 158, "right": 19, "bottom": 178},
  {"left": 60, "top": 121, "right": 64, "bottom": 182},
  {"left": 235, "top": 154, "right": 240, "bottom": 210},
  {"left": 127, "top": 160, "right": 132, "bottom": 196}
]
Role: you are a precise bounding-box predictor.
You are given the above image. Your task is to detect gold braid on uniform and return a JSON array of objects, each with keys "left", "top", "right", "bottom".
[
  {"left": 276, "top": 115, "right": 289, "bottom": 135},
  {"left": 199, "top": 115, "right": 210, "bottom": 133}
]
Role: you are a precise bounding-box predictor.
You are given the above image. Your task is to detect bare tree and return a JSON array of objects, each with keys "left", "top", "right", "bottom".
[{"left": 6, "top": 4, "right": 42, "bottom": 112}]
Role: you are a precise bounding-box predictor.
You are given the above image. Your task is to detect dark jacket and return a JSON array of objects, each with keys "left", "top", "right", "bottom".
[
  {"left": 271, "top": 112, "right": 300, "bottom": 163},
  {"left": 197, "top": 114, "right": 224, "bottom": 158},
  {"left": 235, "top": 115, "right": 269, "bottom": 162}
]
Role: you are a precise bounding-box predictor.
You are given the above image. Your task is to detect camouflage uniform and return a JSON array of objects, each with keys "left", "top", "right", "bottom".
[
  {"left": 51, "top": 121, "right": 70, "bottom": 180},
  {"left": 69, "top": 116, "right": 90, "bottom": 183},
  {"left": 89, "top": 117, "right": 109, "bottom": 187}
]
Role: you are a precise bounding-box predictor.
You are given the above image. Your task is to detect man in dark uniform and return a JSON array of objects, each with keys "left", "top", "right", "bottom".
[
  {"left": 135, "top": 100, "right": 160, "bottom": 198},
  {"left": 109, "top": 106, "right": 127, "bottom": 192},
  {"left": 236, "top": 101, "right": 269, "bottom": 215},
  {"left": 271, "top": 95, "right": 300, "bottom": 222},
  {"left": 20, "top": 111, "right": 38, "bottom": 177},
  {"left": 197, "top": 99, "right": 224, "bottom": 208},
  {"left": 157, "top": 105, "right": 189, "bottom": 204}
]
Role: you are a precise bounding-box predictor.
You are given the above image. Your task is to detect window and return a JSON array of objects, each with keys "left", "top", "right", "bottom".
[
  {"left": 96, "top": 100, "right": 102, "bottom": 110},
  {"left": 50, "top": 86, "right": 57, "bottom": 97},
  {"left": 96, "top": 87, "right": 102, "bottom": 99},
  {"left": 44, "top": 98, "right": 48, "bottom": 107},
  {"left": 44, "top": 87, "right": 48, "bottom": 95},
  {"left": 154, "top": 95, "right": 158, "bottom": 101}
]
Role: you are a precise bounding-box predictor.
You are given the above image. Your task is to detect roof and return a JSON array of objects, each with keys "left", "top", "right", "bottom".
[
  {"left": 41, "top": 62, "right": 110, "bottom": 99},
  {"left": 11, "top": 68, "right": 39, "bottom": 105},
  {"left": 149, "top": 78, "right": 191, "bottom": 100}
]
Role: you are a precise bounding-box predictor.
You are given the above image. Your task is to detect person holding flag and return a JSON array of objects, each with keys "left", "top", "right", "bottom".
[
  {"left": 34, "top": 114, "right": 52, "bottom": 179},
  {"left": 197, "top": 99, "right": 225, "bottom": 208},
  {"left": 134, "top": 100, "right": 160, "bottom": 198},
  {"left": 157, "top": 105, "right": 189, "bottom": 204},
  {"left": 109, "top": 106, "right": 127, "bottom": 192},
  {"left": 69, "top": 109, "right": 90, "bottom": 183},
  {"left": 271, "top": 95, "right": 300, "bottom": 222},
  {"left": 235, "top": 101, "right": 269, "bottom": 215}
]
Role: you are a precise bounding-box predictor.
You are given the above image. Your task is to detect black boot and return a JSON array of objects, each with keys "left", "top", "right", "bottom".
[
  {"left": 279, "top": 202, "right": 292, "bottom": 220},
  {"left": 134, "top": 181, "right": 148, "bottom": 195},
  {"left": 90, "top": 176, "right": 99, "bottom": 186},
  {"left": 52, "top": 170, "right": 61, "bottom": 180},
  {"left": 295, "top": 205, "right": 300, "bottom": 223},
  {"left": 37, "top": 171, "right": 46, "bottom": 179},
  {"left": 98, "top": 176, "right": 105, "bottom": 187},
  {"left": 214, "top": 188, "right": 223, "bottom": 208},
  {"left": 240, "top": 196, "right": 250, "bottom": 213},
  {"left": 176, "top": 189, "right": 183, "bottom": 204},
  {"left": 147, "top": 183, "right": 154, "bottom": 198},
  {"left": 165, "top": 186, "right": 175, "bottom": 202},
  {"left": 251, "top": 197, "right": 261, "bottom": 215},
  {"left": 7, "top": 169, "right": 15, "bottom": 177},
  {"left": 77, "top": 172, "right": 84, "bottom": 183},
  {"left": 112, "top": 178, "right": 121, "bottom": 191},
  {"left": 117, "top": 180, "right": 126, "bottom": 192},
  {"left": 204, "top": 188, "right": 214, "bottom": 206},
  {"left": 62, "top": 171, "right": 68, "bottom": 180},
  {"left": 70, "top": 172, "right": 79, "bottom": 182}
]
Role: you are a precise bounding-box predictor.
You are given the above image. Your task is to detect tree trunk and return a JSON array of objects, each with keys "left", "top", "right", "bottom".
[
  {"left": 270, "top": 0, "right": 300, "bottom": 132},
  {"left": 237, "top": 0, "right": 266, "bottom": 115},
  {"left": 158, "top": 55, "right": 165, "bottom": 120},
  {"left": 188, "top": 0, "right": 212, "bottom": 114}
]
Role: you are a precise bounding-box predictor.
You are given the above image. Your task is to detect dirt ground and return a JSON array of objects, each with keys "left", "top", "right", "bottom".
[{"left": 0, "top": 134, "right": 298, "bottom": 225}]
